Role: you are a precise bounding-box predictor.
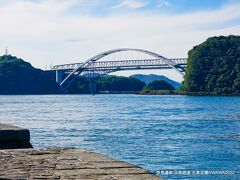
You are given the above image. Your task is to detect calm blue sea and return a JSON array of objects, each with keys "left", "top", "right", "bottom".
[{"left": 0, "top": 95, "right": 239, "bottom": 179}]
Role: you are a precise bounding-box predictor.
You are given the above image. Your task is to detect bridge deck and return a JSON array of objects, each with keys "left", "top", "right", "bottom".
[{"left": 52, "top": 58, "right": 187, "bottom": 71}]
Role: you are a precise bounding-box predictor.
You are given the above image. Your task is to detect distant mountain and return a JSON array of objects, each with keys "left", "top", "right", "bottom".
[{"left": 131, "top": 74, "right": 181, "bottom": 89}]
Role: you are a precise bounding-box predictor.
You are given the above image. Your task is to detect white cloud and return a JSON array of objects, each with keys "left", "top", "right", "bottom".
[
  {"left": 0, "top": 1, "right": 240, "bottom": 81},
  {"left": 157, "top": 0, "right": 170, "bottom": 8},
  {"left": 112, "top": 0, "right": 147, "bottom": 9}
]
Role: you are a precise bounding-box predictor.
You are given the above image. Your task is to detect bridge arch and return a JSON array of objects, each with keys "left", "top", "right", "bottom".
[{"left": 59, "top": 48, "right": 185, "bottom": 91}]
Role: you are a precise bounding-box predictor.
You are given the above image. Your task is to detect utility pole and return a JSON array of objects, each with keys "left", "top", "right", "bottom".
[{"left": 4, "top": 47, "right": 8, "bottom": 61}]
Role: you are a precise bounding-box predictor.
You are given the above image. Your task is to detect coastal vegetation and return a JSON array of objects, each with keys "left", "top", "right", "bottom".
[
  {"left": 96, "top": 75, "right": 145, "bottom": 92},
  {"left": 68, "top": 76, "right": 90, "bottom": 94},
  {"left": 69, "top": 75, "right": 146, "bottom": 93},
  {"left": 140, "top": 80, "right": 176, "bottom": 95},
  {"left": 0, "top": 55, "right": 59, "bottom": 94},
  {"left": 142, "top": 80, "right": 175, "bottom": 91},
  {"left": 182, "top": 35, "right": 240, "bottom": 95},
  {"left": 70, "top": 76, "right": 177, "bottom": 94}
]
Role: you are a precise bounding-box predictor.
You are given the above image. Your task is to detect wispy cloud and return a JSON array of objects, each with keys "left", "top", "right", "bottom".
[
  {"left": 157, "top": 0, "right": 170, "bottom": 8},
  {"left": 65, "top": 39, "right": 85, "bottom": 43},
  {"left": 111, "top": 0, "right": 147, "bottom": 9}
]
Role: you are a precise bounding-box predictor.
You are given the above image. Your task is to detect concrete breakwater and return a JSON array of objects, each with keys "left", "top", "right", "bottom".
[{"left": 0, "top": 124, "right": 162, "bottom": 179}]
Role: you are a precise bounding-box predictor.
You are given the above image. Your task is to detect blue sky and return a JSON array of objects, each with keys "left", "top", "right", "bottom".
[
  {"left": 0, "top": 0, "right": 240, "bottom": 81},
  {"left": 66, "top": 0, "right": 235, "bottom": 15}
]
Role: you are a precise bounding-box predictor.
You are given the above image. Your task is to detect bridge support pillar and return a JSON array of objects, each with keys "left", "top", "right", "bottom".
[
  {"left": 89, "top": 80, "right": 96, "bottom": 94},
  {"left": 56, "top": 70, "right": 63, "bottom": 84}
]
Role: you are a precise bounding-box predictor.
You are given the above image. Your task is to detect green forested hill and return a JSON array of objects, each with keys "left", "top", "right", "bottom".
[
  {"left": 96, "top": 75, "right": 145, "bottom": 92},
  {"left": 143, "top": 80, "right": 175, "bottom": 91},
  {"left": 69, "top": 75, "right": 146, "bottom": 93},
  {"left": 183, "top": 35, "right": 240, "bottom": 95},
  {"left": 0, "top": 55, "right": 59, "bottom": 94}
]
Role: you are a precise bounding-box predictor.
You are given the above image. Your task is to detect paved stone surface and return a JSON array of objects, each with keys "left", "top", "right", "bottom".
[
  {"left": 0, "top": 148, "right": 162, "bottom": 180},
  {"left": 0, "top": 123, "right": 32, "bottom": 149}
]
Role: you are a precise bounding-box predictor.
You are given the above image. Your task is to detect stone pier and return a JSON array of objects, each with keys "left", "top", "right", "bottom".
[
  {"left": 0, "top": 124, "right": 162, "bottom": 179},
  {"left": 0, "top": 148, "right": 162, "bottom": 179}
]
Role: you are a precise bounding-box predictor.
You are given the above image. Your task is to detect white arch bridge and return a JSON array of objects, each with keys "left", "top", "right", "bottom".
[{"left": 51, "top": 48, "right": 187, "bottom": 93}]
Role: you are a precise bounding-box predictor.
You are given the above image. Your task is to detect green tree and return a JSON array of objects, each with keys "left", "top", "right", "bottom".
[
  {"left": 183, "top": 35, "right": 240, "bottom": 95},
  {"left": 68, "top": 76, "right": 90, "bottom": 94},
  {"left": 143, "top": 80, "right": 175, "bottom": 91},
  {"left": 68, "top": 75, "right": 146, "bottom": 93},
  {"left": 96, "top": 75, "right": 145, "bottom": 92}
]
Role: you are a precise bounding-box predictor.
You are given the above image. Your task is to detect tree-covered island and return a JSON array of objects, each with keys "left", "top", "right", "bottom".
[{"left": 182, "top": 35, "right": 240, "bottom": 95}]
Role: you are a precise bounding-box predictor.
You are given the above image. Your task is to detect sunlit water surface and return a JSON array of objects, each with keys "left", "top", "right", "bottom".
[{"left": 0, "top": 95, "right": 239, "bottom": 179}]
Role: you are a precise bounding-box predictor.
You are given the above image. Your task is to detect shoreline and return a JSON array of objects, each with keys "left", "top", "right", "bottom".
[
  {"left": 0, "top": 92, "right": 239, "bottom": 96},
  {"left": 138, "top": 90, "right": 240, "bottom": 96}
]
